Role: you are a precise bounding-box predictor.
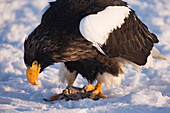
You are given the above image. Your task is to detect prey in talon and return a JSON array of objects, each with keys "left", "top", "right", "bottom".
[
  {"left": 46, "top": 85, "right": 105, "bottom": 101},
  {"left": 24, "top": 0, "right": 166, "bottom": 101}
]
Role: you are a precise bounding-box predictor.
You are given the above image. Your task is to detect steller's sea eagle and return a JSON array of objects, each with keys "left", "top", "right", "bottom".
[{"left": 24, "top": 0, "right": 166, "bottom": 100}]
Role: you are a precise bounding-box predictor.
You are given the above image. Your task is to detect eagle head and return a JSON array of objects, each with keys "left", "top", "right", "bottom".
[
  {"left": 24, "top": 30, "right": 56, "bottom": 86},
  {"left": 24, "top": 38, "right": 42, "bottom": 86}
]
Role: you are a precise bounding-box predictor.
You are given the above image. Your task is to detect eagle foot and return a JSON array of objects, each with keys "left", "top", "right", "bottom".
[
  {"left": 48, "top": 83, "right": 105, "bottom": 101},
  {"left": 84, "top": 83, "right": 106, "bottom": 99}
]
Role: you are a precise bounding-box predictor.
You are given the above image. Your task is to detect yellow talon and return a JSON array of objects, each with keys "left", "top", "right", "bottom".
[
  {"left": 84, "top": 84, "right": 96, "bottom": 92},
  {"left": 85, "top": 82, "right": 106, "bottom": 99},
  {"left": 50, "top": 83, "right": 106, "bottom": 101}
]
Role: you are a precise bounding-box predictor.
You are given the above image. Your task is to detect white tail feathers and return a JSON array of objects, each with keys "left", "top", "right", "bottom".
[
  {"left": 144, "top": 47, "right": 166, "bottom": 68},
  {"left": 151, "top": 47, "right": 167, "bottom": 60}
]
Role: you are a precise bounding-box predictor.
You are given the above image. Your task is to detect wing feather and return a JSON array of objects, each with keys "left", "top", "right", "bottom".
[
  {"left": 79, "top": 4, "right": 159, "bottom": 65},
  {"left": 103, "top": 10, "right": 158, "bottom": 65}
]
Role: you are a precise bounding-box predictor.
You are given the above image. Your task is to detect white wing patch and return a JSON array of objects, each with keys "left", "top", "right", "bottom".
[{"left": 79, "top": 6, "right": 131, "bottom": 54}]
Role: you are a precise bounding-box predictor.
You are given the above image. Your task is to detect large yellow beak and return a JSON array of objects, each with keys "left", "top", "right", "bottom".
[{"left": 26, "top": 61, "right": 41, "bottom": 86}]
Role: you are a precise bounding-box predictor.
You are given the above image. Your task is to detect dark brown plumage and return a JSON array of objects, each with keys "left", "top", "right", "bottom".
[
  {"left": 101, "top": 10, "right": 158, "bottom": 65},
  {"left": 24, "top": 0, "right": 159, "bottom": 85}
]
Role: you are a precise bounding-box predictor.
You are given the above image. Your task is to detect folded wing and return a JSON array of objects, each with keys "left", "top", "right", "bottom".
[{"left": 79, "top": 6, "right": 159, "bottom": 66}]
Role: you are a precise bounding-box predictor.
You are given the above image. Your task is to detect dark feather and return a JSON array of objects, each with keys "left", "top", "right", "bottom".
[
  {"left": 101, "top": 10, "right": 159, "bottom": 65},
  {"left": 24, "top": 0, "right": 159, "bottom": 82}
]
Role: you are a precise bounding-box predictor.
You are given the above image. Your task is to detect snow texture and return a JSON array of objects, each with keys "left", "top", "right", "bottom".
[{"left": 0, "top": 0, "right": 170, "bottom": 113}]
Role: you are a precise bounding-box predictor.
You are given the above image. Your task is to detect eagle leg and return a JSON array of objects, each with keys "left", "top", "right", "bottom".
[{"left": 85, "top": 82, "right": 106, "bottom": 99}]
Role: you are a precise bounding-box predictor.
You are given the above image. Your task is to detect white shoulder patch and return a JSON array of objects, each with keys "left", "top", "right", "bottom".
[{"left": 79, "top": 6, "right": 131, "bottom": 54}]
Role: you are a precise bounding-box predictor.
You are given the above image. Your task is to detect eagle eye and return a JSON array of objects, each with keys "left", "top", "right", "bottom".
[{"left": 33, "top": 61, "right": 38, "bottom": 65}]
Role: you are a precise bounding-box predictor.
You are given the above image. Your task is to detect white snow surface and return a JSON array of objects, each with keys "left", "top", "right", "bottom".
[{"left": 0, "top": 0, "right": 170, "bottom": 113}]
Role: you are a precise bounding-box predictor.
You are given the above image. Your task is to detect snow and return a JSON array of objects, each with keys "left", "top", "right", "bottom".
[{"left": 0, "top": 0, "right": 170, "bottom": 113}]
